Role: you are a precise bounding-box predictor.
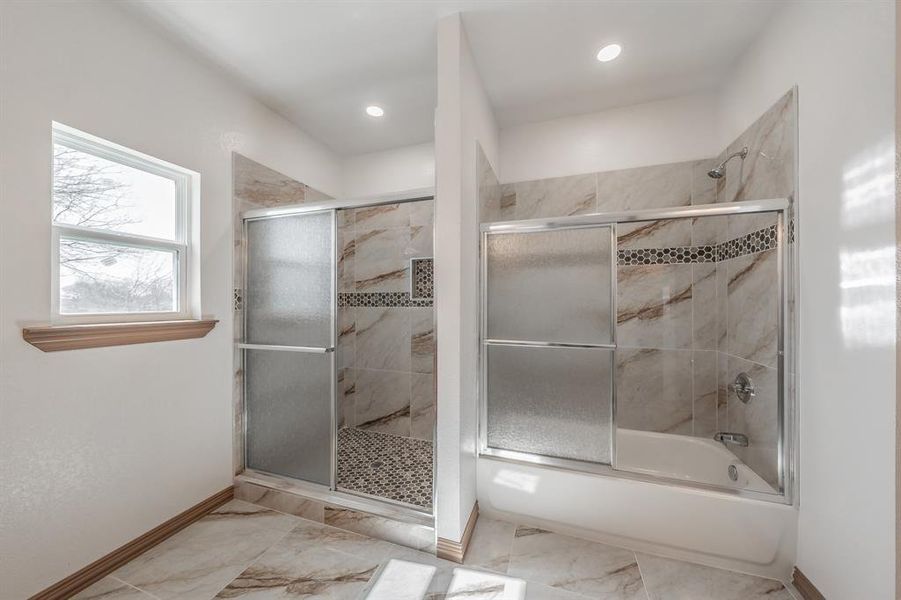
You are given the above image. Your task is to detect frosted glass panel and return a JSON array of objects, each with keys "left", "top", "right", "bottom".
[
  {"left": 486, "top": 228, "right": 612, "bottom": 344},
  {"left": 245, "top": 349, "right": 332, "bottom": 485},
  {"left": 245, "top": 212, "right": 333, "bottom": 347},
  {"left": 486, "top": 344, "right": 612, "bottom": 464}
]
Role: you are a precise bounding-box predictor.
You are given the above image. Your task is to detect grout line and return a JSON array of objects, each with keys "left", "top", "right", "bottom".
[
  {"left": 632, "top": 552, "right": 653, "bottom": 600},
  {"left": 108, "top": 576, "right": 164, "bottom": 600},
  {"left": 204, "top": 523, "right": 299, "bottom": 599},
  {"left": 718, "top": 350, "right": 778, "bottom": 371}
]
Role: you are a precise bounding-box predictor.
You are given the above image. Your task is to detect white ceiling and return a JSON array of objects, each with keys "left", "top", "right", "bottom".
[{"left": 128, "top": 1, "right": 780, "bottom": 156}]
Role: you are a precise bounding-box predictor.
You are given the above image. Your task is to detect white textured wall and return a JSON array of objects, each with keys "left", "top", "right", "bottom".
[
  {"left": 342, "top": 142, "right": 435, "bottom": 198},
  {"left": 0, "top": 2, "right": 341, "bottom": 597},
  {"left": 498, "top": 93, "right": 720, "bottom": 183},
  {"left": 718, "top": 2, "right": 896, "bottom": 598},
  {"left": 434, "top": 12, "right": 499, "bottom": 542}
]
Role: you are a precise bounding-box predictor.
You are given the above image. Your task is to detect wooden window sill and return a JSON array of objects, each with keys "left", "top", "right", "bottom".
[{"left": 22, "top": 319, "right": 218, "bottom": 352}]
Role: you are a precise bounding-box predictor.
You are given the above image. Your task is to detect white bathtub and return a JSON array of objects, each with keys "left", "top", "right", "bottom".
[
  {"left": 614, "top": 428, "right": 774, "bottom": 494},
  {"left": 476, "top": 430, "right": 798, "bottom": 579}
]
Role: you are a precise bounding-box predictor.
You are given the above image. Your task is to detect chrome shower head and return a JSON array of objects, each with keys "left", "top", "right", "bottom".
[{"left": 707, "top": 147, "right": 749, "bottom": 179}]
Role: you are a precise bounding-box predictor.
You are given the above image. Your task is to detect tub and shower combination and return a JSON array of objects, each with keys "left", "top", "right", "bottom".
[
  {"left": 476, "top": 195, "right": 797, "bottom": 577},
  {"left": 479, "top": 198, "right": 792, "bottom": 491}
]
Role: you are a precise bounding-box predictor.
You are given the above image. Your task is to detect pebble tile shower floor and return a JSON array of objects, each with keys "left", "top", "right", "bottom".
[{"left": 337, "top": 427, "right": 433, "bottom": 510}]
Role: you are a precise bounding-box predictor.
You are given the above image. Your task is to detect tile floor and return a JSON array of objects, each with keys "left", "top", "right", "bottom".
[
  {"left": 73, "top": 499, "right": 797, "bottom": 600},
  {"left": 336, "top": 428, "right": 433, "bottom": 510}
]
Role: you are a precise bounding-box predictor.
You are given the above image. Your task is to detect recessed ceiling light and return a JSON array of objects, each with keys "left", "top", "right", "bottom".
[
  {"left": 366, "top": 105, "right": 385, "bottom": 117},
  {"left": 596, "top": 43, "right": 622, "bottom": 62}
]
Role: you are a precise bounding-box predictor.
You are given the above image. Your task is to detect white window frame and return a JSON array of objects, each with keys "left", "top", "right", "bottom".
[{"left": 51, "top": 123, "right": 196, "bottom": 324}]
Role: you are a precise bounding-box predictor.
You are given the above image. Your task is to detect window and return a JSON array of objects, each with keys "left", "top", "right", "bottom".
[{"left": 51, "top": 123, "right": 197, "bottom": 322}]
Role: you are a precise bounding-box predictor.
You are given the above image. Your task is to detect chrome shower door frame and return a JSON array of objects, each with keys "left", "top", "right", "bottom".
[
  {"left": 478, "top": 197, "right": 794, "bottom": 505},
  {"left": 478, "top": 223, "right": 618, "bottom": 475},
  {"left": 239, "top": 207, "right": 338, "bottom": 492},
  {"left": 238, "top": 189, "right": 437, "bottom": 519}
]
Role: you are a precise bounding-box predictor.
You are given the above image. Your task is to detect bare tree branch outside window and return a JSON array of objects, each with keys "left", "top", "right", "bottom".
[{"left": 53, "top": 145, "right": 175, "bottom": 313}]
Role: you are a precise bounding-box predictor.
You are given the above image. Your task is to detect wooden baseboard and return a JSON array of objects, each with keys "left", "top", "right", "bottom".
[
  {"left": 436, "top": 501, "right": 479, "bottom": 563},
  {"left": 792, "top": 567, "right": 826, "bottom": 600},
  {"left": 30, "top": 486, "right": 234, "bottom": 600}
]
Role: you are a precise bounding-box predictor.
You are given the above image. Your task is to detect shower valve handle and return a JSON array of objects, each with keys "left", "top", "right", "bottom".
[{"left": 727, "top": 372, "right": 755, "bottom": 404}]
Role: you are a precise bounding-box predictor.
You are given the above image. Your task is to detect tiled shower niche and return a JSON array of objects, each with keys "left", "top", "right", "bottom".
[{"left": 479, "top": 88, "right": 795, "bottom": 494}]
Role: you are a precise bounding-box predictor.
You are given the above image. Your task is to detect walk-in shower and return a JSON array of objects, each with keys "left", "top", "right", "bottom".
[
  {"left": 238, "top": 195, "right": 436, "bottom": 515},
  {"left": 479, "top": 198, "right": 793, "bottom": 502}
]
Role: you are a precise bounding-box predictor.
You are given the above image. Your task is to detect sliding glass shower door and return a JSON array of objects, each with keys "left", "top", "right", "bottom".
[
  {"left": 242, "top": 210, "right": 336, "bottom": 486},
  {"left": 481, "top": 226, "right": 616, "bottom": 466}
]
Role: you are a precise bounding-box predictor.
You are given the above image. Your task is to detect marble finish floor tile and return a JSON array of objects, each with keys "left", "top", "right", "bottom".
[
  {"left": 213, "top": 518, "right": 397, "bottom": 599},
  {"left": 90, "top": 499, "right": 799, "bottom": 600},
  {"left": 72, "top": 576, "right": 159, "bottom": 600},
  {"left": 441, "top": 569, "right": 595, "bottom": 600},
  {"left": 112, "top": 500, "right": 299, "bottom": 600},
  {"left": 215, "top": 544, "right": 378, "bottom": 599},
  {"left": 636, "top": 553, "right": 793, "bottom": 600},
  {"left": 444, "top": 569, "right": 527, "bottom": 599},
  {"left": 235, "top": 483, "right": 325, "bottom": 522},
  {"left": 283, "top": 516, "right": 398, "bottom": 562},
  {"left": 462, "top": 517, "right": 517, "bottom": 573},
  {"left": 337, "top": 427, "right": 433, "bottom": 509},
  {"left": 324, "top": 507, "right": 436, "bottom": 552},
  {"left": 363, "top": 558, "right": 439, "bottom": 600},
  {"left": 507, "top": 527, "right": 646, "bottom": 599}
]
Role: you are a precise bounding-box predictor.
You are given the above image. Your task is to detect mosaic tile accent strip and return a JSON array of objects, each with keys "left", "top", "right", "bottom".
[
  {"left": 410, "top": 257, "right": 433, "bottom": 300},
  {"left": 618, "top": 245, "right": 715, "bottom": 266},
  {"left": 716, "top": 224, "right": 778, "bottom": 261},
  {"left": 337, "top": 427, "right": 433, "bottom": 509},
  {"left": 338, "top": 291, "right": 433, "bottom": 308},
  {"left": 617, "top": 225, "right": 778, "bottom": 265}
]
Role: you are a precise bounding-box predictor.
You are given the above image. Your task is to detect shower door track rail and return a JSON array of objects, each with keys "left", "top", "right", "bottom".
[
  {"left": 480, "top": 197, "right": 788, "bottom": 233},
  {"left": 478, "top": 197, "right": 794, "bottom": 505},
  {"left": 237, "top": 469, "right": 435, "bottom": 527},
  {"left": 241, "top": 188, "right": 434, "bottom": 221}
]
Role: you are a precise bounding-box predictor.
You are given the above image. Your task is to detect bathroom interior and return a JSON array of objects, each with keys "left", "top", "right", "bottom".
[{"left": 1, "top": 1, "right": 897, "bottom": 600}]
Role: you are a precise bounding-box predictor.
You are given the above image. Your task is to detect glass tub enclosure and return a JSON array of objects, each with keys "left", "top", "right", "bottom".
[{"left": 479, "top": 198, "right": 794, "bottom": 502}]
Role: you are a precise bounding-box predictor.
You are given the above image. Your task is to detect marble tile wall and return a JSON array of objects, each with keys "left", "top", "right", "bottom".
[
  {"left": 232, "top": 153, "right": 332, "bottom": 475},
  {"left": 479, "top": 89, "right": 795, "bottom": 492},
  {"left": 712, "top": 88, "right": 795, "bottom": 489},
  {"left": 337, "top": 199, "right": 436, "bottom": 442}
]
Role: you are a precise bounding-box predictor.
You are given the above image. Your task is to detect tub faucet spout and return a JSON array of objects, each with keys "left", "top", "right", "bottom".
[{"left": 714, "top": 432, "right": 749, "bottom": 447}]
